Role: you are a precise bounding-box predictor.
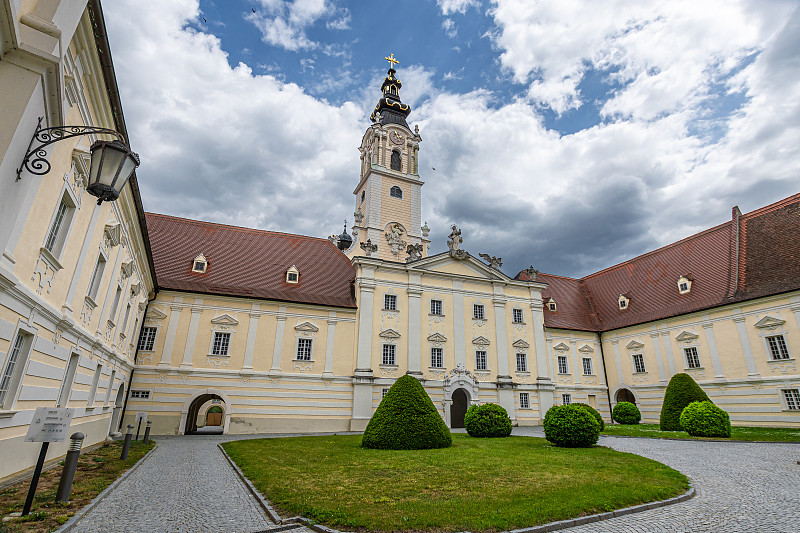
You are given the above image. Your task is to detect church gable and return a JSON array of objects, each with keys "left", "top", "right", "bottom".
[{"left": 411, "top": 253, "right": 509, "bottom": 281}]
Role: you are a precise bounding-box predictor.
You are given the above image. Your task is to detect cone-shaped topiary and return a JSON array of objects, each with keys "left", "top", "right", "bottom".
[
  {"left": 362, "top": 374, "right": 452, "bottom": 450},
  {"left": 612, "top": 401, "right": 641, "bottom": 424},
  {"left": 660, "top": 373, "right": 711, "bottom": 431},
  {"left": 573, "top": 403, "right": 604, "bottom": 431},
  {"left": 680, "top": 401, "right": 731, "bottom": 438},
  {"left": 464, "top": 403, "right": 512, "bottom": 437},
  {"left": 543, "top": 404, "right": 600, "bottom": 447}
]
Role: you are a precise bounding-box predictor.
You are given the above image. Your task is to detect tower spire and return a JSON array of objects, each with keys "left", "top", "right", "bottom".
[{"left": 370, "top": 53, "right": 411, "bottom": 127}]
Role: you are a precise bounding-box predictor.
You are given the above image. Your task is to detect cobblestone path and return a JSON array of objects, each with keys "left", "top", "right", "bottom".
[{"left": 72, "top": 435, "right": 285, "bottom": 533}]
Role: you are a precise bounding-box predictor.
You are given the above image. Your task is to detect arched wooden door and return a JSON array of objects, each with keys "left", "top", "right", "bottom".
[{"left": 451, "top": 388, "right": 469, "bottom": 428}]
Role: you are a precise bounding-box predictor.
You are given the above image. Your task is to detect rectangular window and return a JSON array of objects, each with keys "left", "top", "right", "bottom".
[
  {"left": 109, "top": 286, "right": 122, "bottom": 324},
  {"left": 562, "top": 393, "right": 572, "bottom": 405},
  {"left": 519, "top": 392, "right": 530, "bottom": 409},
  {"left": 684, "top": 347, "right": 701, "bottom": 369},
  {"left": 104, "top": 369, "right": 116, "bottom": 405},
  {"left": 211, "top": 332, "right": 231, "bottom": 356},
  {"left": 87, "top": 255, "right": 106, "bottom": 300},
  {"left": 516, "top": 353, "right": 528, "bottom": 372},
  {"left": 88, "top": 364, "right": 102, "bottom": 406},
  {"left": 557, "top": 355, "right": 569, "bottom": 374},
  {"left": 632, "top": 354, "right": 646, "bottom": 373},
  {"left": 430, "top": 299, "right": 443, "bottom": 316},
  {"left": 384, "top": 294, "right": 397, "bottom": 311},
  {"left": 582, "top": 357, "right": 593, "bottom": 376},
  {"left": 0, "top": 331, "right": 32, "bottom": 409},
  {"left": 382, "top": 388, "right": 389, "bottom": 399},
  {"left": 44, "top": 196, "right": 75, "bottom": 256},
  {"left": 431, "top": 347, "right": 443, "bottom": 368},
  {"left": 475, "top": 350, "right": 487, "bottom": 371},
  {"left": 121, "top": 304, "right": 132, "bottom": 333},
  {"left": 137, "top": 327, "right": 157, "bottom": 351},
  {"left": 767, "top": 335, "right": 790, "bottom": 360},
  {"left": 56, "top": 351, "right": 80, "bottom": 408},
  {"left": 296, "top": 338, "right": 313, "bottom": 361},
  {"left": 473, "top": 304, "right": 485, "bottom": 320},
  {"left": 130, "top": 390, "right": 150, "bottom": 399},
  {"left": 512, "top": 309, "right": 523, "bottom": 323},
  {"left": 382, "top": 344, "right": 396, "bottom": 366},
  {"left": 784, "top": 389, "right": 800, "bottom": 410}
]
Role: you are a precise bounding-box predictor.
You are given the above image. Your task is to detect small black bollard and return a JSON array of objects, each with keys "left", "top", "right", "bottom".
[
  {"left": 120, "top": 424, "right": 134, "bottom": 460},
  {"left": 56, "top": 433, "right": 84, "bottom": 503},
  {"left": 143, "top": 420, "right": 152, "bottom": 445}
]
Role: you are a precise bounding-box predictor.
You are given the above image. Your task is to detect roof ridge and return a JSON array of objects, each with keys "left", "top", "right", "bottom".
[
  {"left": 145, "top": 212, "right": 333, "bottom": 244},
  {"left": 536, "top": 272, "right": 581, "bottom": 282},
  {"left": 739, "top": 192, "right": 800, "bottom": 219}
]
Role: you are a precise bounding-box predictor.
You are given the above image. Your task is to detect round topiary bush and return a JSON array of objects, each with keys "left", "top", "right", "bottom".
[
  {"left": 660, "top": 373, "right": 711, "bottom": 431},
  {"left": 362, "top": 374, "right": 452, "bottom": 450},
  {"left": 543, "top": 404, "right": 600, "bottom": 447},
  {"left": 679, "top": 401, "right": 731, "bottom": 438},
  {"left": 573, "top": 403, "right": 604, "bottom": 431},
  {"left": 464, "top": 403, "right": 512, "bottom": 438},
  {"left": 612, "top": 401, "right": 641, "bottom": 425}
]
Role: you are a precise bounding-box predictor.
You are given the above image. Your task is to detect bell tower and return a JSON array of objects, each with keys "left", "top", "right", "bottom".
[{"left": 347, "top": 54, "right": 429, "bottom": 262}]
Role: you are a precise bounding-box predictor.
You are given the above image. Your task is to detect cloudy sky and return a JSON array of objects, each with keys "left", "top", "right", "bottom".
[{"left": 103, "top": 0, "right": 800, "bottom": 278}]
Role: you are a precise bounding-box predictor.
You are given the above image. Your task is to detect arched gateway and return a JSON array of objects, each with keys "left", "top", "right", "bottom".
[
  {"left": 451, "top": 388, "right": 469, "bottom": 428},
  {"left": 179, "top": 389, "right": 231, "bottom": 435}
]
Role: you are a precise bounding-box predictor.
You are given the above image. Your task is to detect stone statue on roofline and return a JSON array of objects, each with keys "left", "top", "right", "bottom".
[
  {"left": 524, "top": 265, "right": 539, "bottom": 280},
  {"left": 406, "top": 243, "right": 423, "bottom": 262},
  {"left": 385, "top": 223, "right": 406, "bottom": 256},
  {"left": 479, "top": 253, "right": 502, "bottom": 270},
  {"left": 447, "top": 225, "right": 467, "bottom": 260},
  {"left": 360, "top": 239, "right": 378, "bottom": 257}
]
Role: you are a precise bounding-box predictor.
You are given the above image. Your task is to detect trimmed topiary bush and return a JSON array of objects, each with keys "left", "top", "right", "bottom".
[
  {"left": 573, "top": 403, "right": 604, "bottom": 431},
  {"left": 543, "top": 404, "right": 600, "bottom": 447},
  {"left": 362, "top": 374, "right": 452, "bottom": 450},
  {"left": 464, "top": 403, "right": 512, "bottom": 438},
  {"left": 612, "top": 401, "right": 641, "bottom": 425},
  {"left": 680, "top": 401, "right": 731, "bottom": 438},
  {"left": 660, "top": 373, "right": 711, "bottom": 431}
]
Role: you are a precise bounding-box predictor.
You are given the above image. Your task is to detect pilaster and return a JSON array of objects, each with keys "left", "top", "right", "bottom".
[
  {"left": 178, "top": 302, "right": 203, "bottom": 370},
  {"left": 270, "top": 307, "right": 287, "bottom": 376},
  {"left": 158, "top": 300, "right": 183, "bottom": 368}
]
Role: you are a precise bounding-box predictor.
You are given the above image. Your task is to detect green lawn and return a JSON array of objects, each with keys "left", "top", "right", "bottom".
[
  {"left": 222, "top": 434, "right": 688, "bottom": 532},
  {"left": 603, "top": 423, "right": 800, "bottom": 442}
]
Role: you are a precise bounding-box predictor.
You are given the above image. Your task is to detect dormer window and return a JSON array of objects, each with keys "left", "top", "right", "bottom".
[
  {"left": 286, "top": 265, "right": 300, "bottom": 284},
  {"left": 618, "top": 294, "right": 630, "bottom": 310},
  {"left": 390, "top": 186, "right": 403, "bottom": 199},
  {"left": 192, "top": 254, "right": 208, "bottom": 274},
  {"left": 677, "top": 275, "right": 692, "bottom": 294},
  {"left": 390, "top": 150, "right": 402, "bottom": 171},
  {"left": 547, "top": 298, "right": 557, "bottom": 312}
]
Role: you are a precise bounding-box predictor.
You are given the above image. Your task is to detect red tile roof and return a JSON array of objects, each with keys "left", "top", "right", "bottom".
[
  {"left": 146, "top": 213, "right": 356, "bottom": 308},
  {"left": 520, "top": 193, "right": 800, "bottom": 332}
]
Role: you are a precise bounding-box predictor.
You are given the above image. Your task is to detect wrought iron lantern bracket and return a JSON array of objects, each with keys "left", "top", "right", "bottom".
[{"left": 15, "top": 117, "right": 129, "bottom": 181}]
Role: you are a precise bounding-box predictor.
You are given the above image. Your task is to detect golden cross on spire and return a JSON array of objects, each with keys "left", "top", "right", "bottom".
[{"left": 384, "top": 53, "right": 399, "bottom": 70}]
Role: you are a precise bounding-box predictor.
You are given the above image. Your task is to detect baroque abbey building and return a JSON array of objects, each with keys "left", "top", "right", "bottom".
[{"left": 0, "top": 0, "right": 798, "bottom": 483}]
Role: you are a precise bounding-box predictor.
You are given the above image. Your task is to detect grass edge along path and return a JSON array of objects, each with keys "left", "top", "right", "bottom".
[
  {"left": 0, "top": 440, "right": 155, "bottom": 533},
  {"left": 222, "top": 434, "right": 688, "bottom": 533},
  {"left": 602, "top": 423, "right": 800, "bottom": 442}
]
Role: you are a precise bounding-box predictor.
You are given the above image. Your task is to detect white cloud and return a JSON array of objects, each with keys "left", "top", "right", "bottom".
[
  {"left": 438, "top": 0, "right": 481, "bottom": 16},
  {"left": 247, "top": 0, "right": 347, "bottom": 51},
  {"left": 442, "top": 18, "right": 457, "bottom": 38}
]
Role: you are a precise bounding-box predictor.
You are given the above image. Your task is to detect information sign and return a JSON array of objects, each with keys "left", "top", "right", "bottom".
[
  {"left": 25, "top": 407, "right": 74, "bottom": 443},
  {"left": 135, "top": 411, "right": 148, "bottom": 423}
]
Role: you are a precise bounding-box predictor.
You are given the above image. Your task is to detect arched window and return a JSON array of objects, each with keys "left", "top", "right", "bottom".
[
  {"left": 390, "top": 150, "right": 402, "bottom": 171},
  {"left": 390, "top": 186, "right": 403, "bottom": 199}
]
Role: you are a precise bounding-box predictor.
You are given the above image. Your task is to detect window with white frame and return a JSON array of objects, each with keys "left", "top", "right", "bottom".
[
  {"left": 384, "top": 294, "right": 397, "bottom": 311},
  {"left": 87, "top": 254, "right": 106, "bottom": 300},
  {"left": 191, "top": 254, "right": 208, "bottom": 274},
  {"left": 512, "top": 309, "right": 524, "bottom": 324},
  {"left": 516, "top": 353, "right": 528, "bottom": 372},
  {"left": 430, "top": 299, "right": 443, "bottom": 316},
  {"left": 562, "top": 393, "right": 572, "bottom": 405},
  {"left": 382, "top": 344, "right": 396, "bottom": 366},
  {"left": 582, "top": 357, "right": 593, "bottom": 376},
  {"left": 104, "top": 369, "right": 116, "bottom": 405},
  {"left": 783, "top": 389, "right": 800, "bottom": 410},
  {"left": 211, "top": 332, "right": 231, "bottom": 356},
  {"left": 519, "top": 392, "right": 530, "bottom": 409},
  {"left": 677, "top": 275, "right": 692, "bottom": 295},
  {"left": 44, "top": 192, "right": 77, "bottom": 258},
  {"left": 473, "top": 304, "right": 485, "bottom": 320},
  {"left": 618, "top": 294, "right": 629, "bottom": 310},
  {"left": 390, "top": 185, "right": 403, "bottom": 198},
  {"left": 56, "top": 351, "right": 80, "bottom": 408},
  {"left": 130, "top": 390, "right": 150, "bottom": 399},
  {"left": 108, "top": 286, "right": 122, "bottom": 323},
  {"left": 548, "top": 300, "right": 557, "bottom": 312},
  {"left": 296, "top": 338, "right": 313, "bottom": 361},
  {"left": 475, "top": 350, "right": 487, "bottom": 371},
  {"left": 382, "top": 388, "right": 390, "bottom": 399},
  {"left": 557, "top": 355, "right": 569, "bottom": 374},
  {"left": 88, "top": 365, "right": 102, "bottom": 406},
  {"left": 684, "top": 347, "right": 701, "bottom": 368},
  {"left": 632, "top": 353, "right": 646, "bottom": 373},
  {"left": 766, "top": 335, "right": 790, "bottom": 360},
  {"left": 286, "top": 265, "right": 299, "bottom": 284},
  {"left": 431, "top": 347, "right": 444, "bottom": 368},
  {"left": 0, "top": 330, "right": 33, "bottom": 409},
  {"left": 137, "top": 327, "right": 157, "bottom": 351}
]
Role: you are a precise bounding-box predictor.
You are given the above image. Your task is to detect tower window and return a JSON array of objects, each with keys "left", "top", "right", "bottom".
[
  {"left": 390, "top": 150, "right": 402, "bottom": 171},
  {"left": 361, "top": 190, "right": 365, "bottom": 203},
  {"left": 390, "top": 186, "right": 403, "bottom": 199}
]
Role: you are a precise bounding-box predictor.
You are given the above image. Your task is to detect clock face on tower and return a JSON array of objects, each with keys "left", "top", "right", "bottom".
[{"left": 389, "top": 131, "right": 404, "bottom": 145}]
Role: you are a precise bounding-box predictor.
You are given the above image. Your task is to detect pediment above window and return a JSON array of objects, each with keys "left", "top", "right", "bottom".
[
  {"left": 211, "top": 313, "right": 239, "bottom": 326},
  {"left": 675, "top": 330, "right": 699, "bottom": 342},
  {"left": 626, "top": 340, "right": 644, "bottom": 350},
  {"left": 553, "top": 342, "right": 570, "bottom": 352},
  {"left": 295, "top": 321, "right": 319, "bottom": 332},
  {"left": 472, "top": 336, "right": 490, "bottom": 346},
  {"left": 754, "top": 316, "right": 786, "bottom": 329},
  {"left": 120, "top": 260, "right": 134, "bottom": 279},
  {"left": 427, "top": 333, "right": 447, "bottom": 343},
  {"left": 146, "top": 308, "right": 167, "bottom": 320},
  {"left": 379, "top": 328, "right": 401, "bottom": 339},
  {"left": 512, "top": 339, "right": 530, "bottom": 349},
  {"left": 104, "top": 223, "right": 121, "bottom": 247},
  {"left": 578, "top": 344, "right": 594, "bottom": 353}
]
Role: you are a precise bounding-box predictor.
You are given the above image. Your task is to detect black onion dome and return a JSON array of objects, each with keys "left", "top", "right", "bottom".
[
  {"left": 337, "top": 221, "right": 353, "bottom": 251},
  {"left": 370, "top": 67, "right": 411, "bottom": 128}
]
